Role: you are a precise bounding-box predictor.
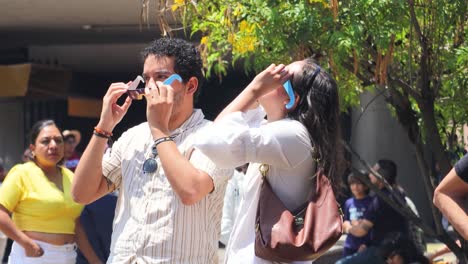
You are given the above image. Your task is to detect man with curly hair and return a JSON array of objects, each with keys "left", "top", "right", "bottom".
[{"left": 72, "top": 38, "right": 232, "bottom": 263}]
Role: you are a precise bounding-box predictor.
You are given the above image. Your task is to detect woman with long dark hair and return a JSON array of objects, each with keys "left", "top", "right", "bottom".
[
  {"left": 195, "top": 58, "right": 344, "bottom": 263},
  {"left": 0, "top": 120, "right": 96, "bottom": 263}
]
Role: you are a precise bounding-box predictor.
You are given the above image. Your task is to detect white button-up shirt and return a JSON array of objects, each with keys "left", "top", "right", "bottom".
[
  {"left": 220, "top": 169, "right": 245, "bottom": 245},
  {"left": 103, "top": 109, "right": 232, "bottom": 264},
  {"left": 195, "top": 107, "right": 315, "bottom": 264}
]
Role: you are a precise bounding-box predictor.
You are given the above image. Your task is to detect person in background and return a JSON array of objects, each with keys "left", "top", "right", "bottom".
[
  {"left": 336, "top": 232, "right": 429, "bottom": 264},
  {"left": 337, "top": 159, "right": 429, "bottom": 263},
  {"left": 76, "top": 192, "right": 117, "bottom": 264},
  {"left": 71, "top": 38, "right": 232, "bottom": 263},
  {"left": 220, "top": 163, "right": 249, "bottom": 246},
  {"left": 0, "top": 119, "right": 94, "bottom": 263},
  {"left": 194, "top": 58, "right": 344, "bottom": 263},
  {"left": 62, "top": 129, "right": 82, "bottom": 172},
  {"left": 342, "top": 171, "right": 373, "bottom": 257},
  {"left": 342, "top": 160, "right": 408, "bottom": 246},
  {"left": 434, "top": 153, "right": 468, "bottom": 240}
]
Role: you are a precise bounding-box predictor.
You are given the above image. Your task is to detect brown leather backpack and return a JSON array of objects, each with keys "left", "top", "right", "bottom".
[{"left": 254, "top": 164, "right": 343, "bottom": 262}]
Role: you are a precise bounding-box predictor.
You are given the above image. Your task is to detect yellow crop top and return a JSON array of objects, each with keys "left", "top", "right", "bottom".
[{"left": 0, "top": 162, "right": 84, "bottom": 234}]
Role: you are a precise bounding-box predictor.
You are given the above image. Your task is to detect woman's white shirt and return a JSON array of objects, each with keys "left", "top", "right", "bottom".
[{"left": 195, "top": 107, "right": 315, "bottom": 264}]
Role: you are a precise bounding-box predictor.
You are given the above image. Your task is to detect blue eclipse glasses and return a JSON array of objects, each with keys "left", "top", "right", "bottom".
[{"left": 283, "top": 80, "right": 295, "bottom": 110}]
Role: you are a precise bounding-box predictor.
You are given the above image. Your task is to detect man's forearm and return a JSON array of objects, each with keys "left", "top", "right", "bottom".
[
  {"left": 72, "top": 135, "right": 109, "bottom": 204},
  {"left": 156, "top": 141, "right": 214, "bottom": 206},
  {"left": 434, "top": 193, "right": 468, "bottom": 240}
]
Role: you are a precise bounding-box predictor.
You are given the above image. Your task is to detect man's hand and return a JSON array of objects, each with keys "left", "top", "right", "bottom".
[
  {"left": 97, "top": 82, "right": 133, "bottom": 132},
  {"left": 146, "top": 81, "right": 174, "bottom": 137}
]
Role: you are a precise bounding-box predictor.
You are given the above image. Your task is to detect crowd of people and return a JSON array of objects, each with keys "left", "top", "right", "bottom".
[{"left": 0, "top": 37, "right": 466, "bottom": 264}]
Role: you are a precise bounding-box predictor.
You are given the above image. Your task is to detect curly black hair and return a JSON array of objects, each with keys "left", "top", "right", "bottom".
[{"left": 141, "top": 38, "right": 204, "bottom": 99}]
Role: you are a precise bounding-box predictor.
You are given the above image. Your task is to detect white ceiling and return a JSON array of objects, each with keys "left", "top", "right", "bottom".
[
  {"left": 0, "top": 0, "right": 187, "bottom": 73},
  {"left": 0, "top": 0, "right": 147, "bottom": 29}
]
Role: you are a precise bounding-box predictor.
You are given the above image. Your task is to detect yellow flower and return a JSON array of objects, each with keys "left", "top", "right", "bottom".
[
  {"left": 239, "top": 20, "right": 255, "bottom": 34},
  {"left": 233, "top": 35, "right": 257, "bottom": 54},
  {"left": 233, "top": 20, "right": 257, "bottom": 54},
  {"left": 233, "top": 3, "right": 243, "bottom": 17},
  {"left": 201, "top": 36, "right": 208, "bottom": 45},
  {"left": 228, "top": 33, "right": 235, "bottom": 44},
  {"left": 172, "top": 0, "right": 185, "bottom": 11}
]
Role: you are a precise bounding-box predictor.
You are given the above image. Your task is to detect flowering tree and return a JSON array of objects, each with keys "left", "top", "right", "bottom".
[{"left": 145, "top": 0, "right": 467, "bottom": 259}]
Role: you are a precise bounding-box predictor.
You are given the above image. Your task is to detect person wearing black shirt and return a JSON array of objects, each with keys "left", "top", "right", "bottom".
[{"left": 434, "top": 153, "right": 468, "bottom": 240}]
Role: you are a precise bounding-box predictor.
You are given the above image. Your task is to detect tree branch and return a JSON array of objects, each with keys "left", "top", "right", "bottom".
[
  {"left": 407, "top": 0, "right": 426, "bottom": 48},
  {"left": 388, "top": 76, "right": 422, "bottom": 103}
]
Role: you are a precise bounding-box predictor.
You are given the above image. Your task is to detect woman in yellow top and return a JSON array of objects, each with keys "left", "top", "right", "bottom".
[{"left": 0, "top": 120, "right": 92, "bottom": 263}]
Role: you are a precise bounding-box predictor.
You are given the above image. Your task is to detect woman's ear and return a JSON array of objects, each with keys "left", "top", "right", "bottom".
[
  {"left": 285, "top": 93, "right": 301, "bottom": 111},
  {"left": 29, "top": 144, "right": 35, "bottom": 158},
  {"left": 186, "top": 77, "right": 198, "bottom": 95}
]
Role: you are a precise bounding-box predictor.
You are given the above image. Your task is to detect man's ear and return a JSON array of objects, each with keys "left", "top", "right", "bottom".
[{"left": 186, "top": 77, "right": 198, "bottom": 95}]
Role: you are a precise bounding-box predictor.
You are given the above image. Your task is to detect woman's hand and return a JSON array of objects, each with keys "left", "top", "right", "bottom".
[
  {"left": 22, "top": 239, "right": 44, "bottom": 257},
  {"left": 97, "top": 82, "right": 133, "bottom": 132},
  {"left": 214, "top": 63, "right": 291, "bottom": 122},
  {"left": 247, "top": 64, "right": 291, "bottom": 98},
  {"left": 146, "top": 81, "right": 174, "bottom": 137}
]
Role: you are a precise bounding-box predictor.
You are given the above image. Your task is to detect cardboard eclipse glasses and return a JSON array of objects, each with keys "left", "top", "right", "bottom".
[{"left": 126, "top": 74, "right": 183, "bottom": 100}]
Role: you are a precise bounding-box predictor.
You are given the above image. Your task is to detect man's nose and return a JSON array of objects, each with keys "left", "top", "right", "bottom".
[{"left": 147, "top": 78, "right": 157, "bottom": 86}]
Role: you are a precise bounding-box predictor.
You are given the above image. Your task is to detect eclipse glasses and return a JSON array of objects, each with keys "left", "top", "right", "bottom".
[{"left": 126, "top": 74, "right": 183, "bottom": 100}]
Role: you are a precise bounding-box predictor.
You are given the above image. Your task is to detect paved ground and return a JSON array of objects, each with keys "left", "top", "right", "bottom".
[
  {"left": 1, "top": 238, "right": 459, "bottom": 264},
  {"left": 217, "top": 241, "right": 459, "bottom": 263},
  {"left": 426, "top": 243, "right": 457, "bottom": 264}
]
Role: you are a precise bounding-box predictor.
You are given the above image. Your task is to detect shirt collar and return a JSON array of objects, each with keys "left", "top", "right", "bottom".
[{"left": 170, "top": 108, "right": 205, "bottom": 136}]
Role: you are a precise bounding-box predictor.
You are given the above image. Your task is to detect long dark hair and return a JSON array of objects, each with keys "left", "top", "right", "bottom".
[{"left": 288, "top": 58, "right": 344, "bottom": 192}]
